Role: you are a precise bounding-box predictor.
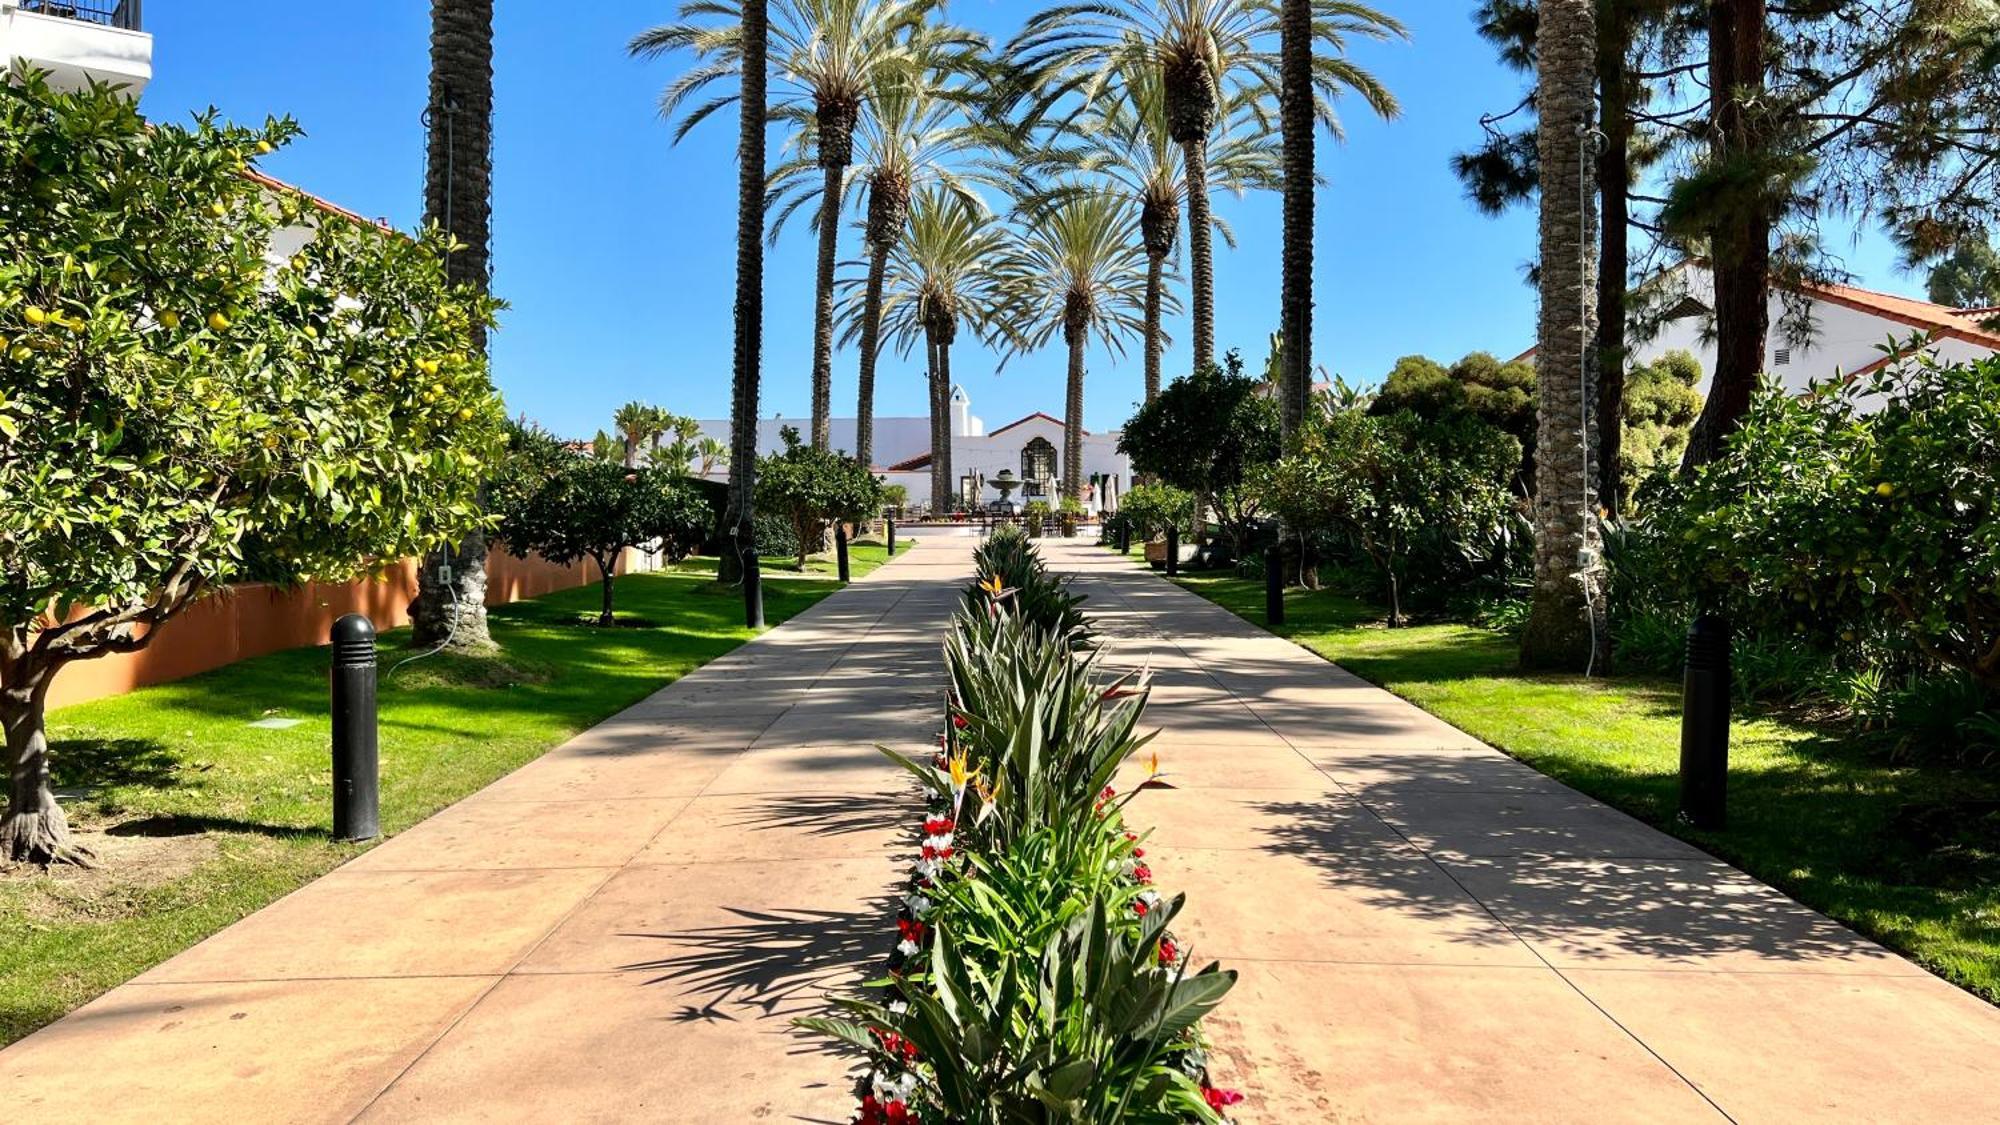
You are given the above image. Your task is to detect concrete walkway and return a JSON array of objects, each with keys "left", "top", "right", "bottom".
[
  {"left": 1055, "top": 538, "right": 2000, "bottom": 1123},
  {"left": 1, "top": 538, "right": 971, "bottom": 1122},
  {"left": 8, "top": 534, "right": 2000, "bottom": 1122}
]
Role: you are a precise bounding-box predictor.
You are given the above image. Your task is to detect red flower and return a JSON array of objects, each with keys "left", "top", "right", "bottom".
[
  {"left": 872, "top": 1029, "right": 921, "bottom": 1064},
  {"left": 1157, "top": 938, "right": 1179, "bottom": 965},
  {"left": 921, "top": 843, "right": 954, "bottom": 861},
  {"left": 1132, "top": 864, "right": 1152, "bottom": 884},
  {"left": 1123, "top": 831, "right": 1139, "bottom": 843},
  {"left": 1203, "top": 1087, "right": 1245, "bottom": 1110},
  {"left": 858, "top": 1095, "right": 921, "bottom": 1125},
  {"left": 1132, "top": 900, "right": 1150, "bottom": 916},
  {"left": 951, "top": 713, "right": 968, "bottom": 729},
  {"left": 1131, "top": 846, "right": 1145, "bottom": 858},
  {"left": 923, "top": 816, "right": 955, "bottom": 835},
  {"left": 1101, "top": 785, "right": 1117, "bottom": 800},
  {"left": 897, "top": 917, "right": 928, "bottom": 944}
]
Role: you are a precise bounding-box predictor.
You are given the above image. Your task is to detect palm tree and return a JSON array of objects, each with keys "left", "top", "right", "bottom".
[
  {"left": 637, "top": 0, "right": 944, "bottom": 452},
  {"left": 1519, "top": 0, "right": 1609, "bottom": 672},
  {"left": 1024, "top": 62, "right": 1278, "bottom": 401},
  {"left": 841, "top": 187, "right": 1007, "bottom": 509},
  {"left": 770, "top": 36, "right": 996, "bottom": 467},
  {"left": 613, "top": 401, "right": 656, "bottom": 469},
  {"left": 631, "top": 0, "right": 770, "bottom": 595},
  {"left": 991, "top": 190, "right": 1153, "bottom": 503},
  {"left": 1013, "top": 0, "right": 1403, "bottom": 374},
  {"left": 411, "top": 0, "right": 496, "bottom": 651}
]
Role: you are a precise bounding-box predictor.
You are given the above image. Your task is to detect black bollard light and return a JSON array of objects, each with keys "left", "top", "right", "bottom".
[
  {"left": 835, "top": 522, "right": 851, "bottom": 583},
  {"left": 1165, "top": 524, "right": 1180, "bottom": 577},
  {"left": 1679, "top": 612, "right": 1731, "bottom": 829},
  {"left": 886, "top": 517, "right": 897, "bottom": 558},
  {"left": 1117, "top": 519, "right": 1131, "bottom": 556},
  {"left": 744, "top": 547, "right": 765, "bottom": 628},
  {"left": 329, "top": 614, "right": 379, "bottom": 842},
  {"left": 1265, "top": 528, "right": 1285, "bottom": 626}
]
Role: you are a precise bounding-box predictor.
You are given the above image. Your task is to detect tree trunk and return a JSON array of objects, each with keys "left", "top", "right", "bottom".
[
  {"left": 1063, "top": 329, "right": 1085, "bottom": 503},
  {"left": 927, "top": 334, "right": 949, "bottom": 512},
  {"left": 1144, "top": 251, "right": 1165, "bottom": 402},
  {"left": 936, "top": 339, "right": 954, "bottom": 510},
  {"left": 809, "top": 159, "right": 844, "bottom": 452},
  {"left": 1181, "top": 133, "right": 1215, "bottom": 373},
  {"left": 856, "top": 239, "right": 890, "bottom": 469},
  {"left": 721, "top": 0, "right": 769, "bottom": 584},
  {"left": 1520, "top": 0, "right": 1610, "bottom": 672},
  {"left": 596, "top": 555, "right": 617, "bottom": 626},
  {"left": 412, "top": 531, "right": 494, "bottom": 650},
  {"left": 2, "top": 668, "right": 89, "bottom": 865},
  {"left": 412, "top": 0, "right": 497, "bottom": 648},
  {"left": 1683, "top": 0, "right": 1770, "bottom": 470},
  {"left": 1594, "top": 1, "right": 1632, "bottom": 514},
  {"left": 1278, "top": 0, "right": 1314, "bottom": 445}
]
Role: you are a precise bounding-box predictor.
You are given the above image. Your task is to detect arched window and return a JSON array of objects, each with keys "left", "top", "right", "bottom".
[{"left": 1021, "top": 437, "right": 1056, "bottom": 485}]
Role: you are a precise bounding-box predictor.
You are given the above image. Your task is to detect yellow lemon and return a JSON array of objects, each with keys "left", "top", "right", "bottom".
[
  {"left": 416, "top": 358, "right": 440, "bottom": 376},
  {"left": 23, "top": 306, "right": 48, "bottom": 326},
  {"left": 208, "top": 200, "right": 228, "bottom": 218},
  {"left": 206, "top": 311, "right": 231, "bottom": 332},
  {"left": 1875, "top": 482, "right": 1894, "bottom": 497},
  {"left": 256, "top": 140, "right": 275, "bottom": 155},
  {"left": 158, "top": 310, "right": 181, "bottom": 329},
  {"left": 457, "top": 408, "right": 474, "bottom": 422},
  {"left": 302, "top": 325, "right": 318, "bottom": 340},
  {"left": 7, "top": 344, "right": 30, "bottom": 362},
  {"left": 263, "top": 433, "right": 280, "bottom": 449}
]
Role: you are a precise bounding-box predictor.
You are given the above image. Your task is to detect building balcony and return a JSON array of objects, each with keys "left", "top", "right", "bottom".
[{"left": 2, "top": 0, "right": 151, "bottom": 96}]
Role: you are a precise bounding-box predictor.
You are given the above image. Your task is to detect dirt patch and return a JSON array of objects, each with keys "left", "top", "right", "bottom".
[{"left": 1, "top": 818, "right": 220, "bottom": 923}]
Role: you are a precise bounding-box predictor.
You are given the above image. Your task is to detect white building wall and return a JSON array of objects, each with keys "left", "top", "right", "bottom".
[
  {"left": 1, "top": 0, "right": 151, "bottom": 95},
  {"left": 1628, "top": 265, "right": 1995, "bottom": 413}
]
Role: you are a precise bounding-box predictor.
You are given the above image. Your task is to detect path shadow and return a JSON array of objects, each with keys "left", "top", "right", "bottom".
[
  {"left": 104, "top": 814, "right": 324, "bottom": 841},
  {"left": 1255, "top": 758, "right": 1896, "bottom": 969},
  {"left": 721, "top": 790, "right": 918, "bottom": 839}
]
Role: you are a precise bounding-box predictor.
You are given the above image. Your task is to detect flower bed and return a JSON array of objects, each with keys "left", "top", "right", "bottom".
[{"left": 800, "top": 525, "right": 1244, "bottom": 1122}]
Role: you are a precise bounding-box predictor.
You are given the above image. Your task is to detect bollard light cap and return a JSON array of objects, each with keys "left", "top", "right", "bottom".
[{"left": 331, "top": 613, "right": 377, "bottom": 667}]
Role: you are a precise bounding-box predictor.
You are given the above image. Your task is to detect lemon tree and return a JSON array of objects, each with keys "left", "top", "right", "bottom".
[
  {"left": 1662, "top": 350, "right": 2000, "bottom": 695},
  {"left": 0, "top": 75, "right": 505, "bottom": 864}
]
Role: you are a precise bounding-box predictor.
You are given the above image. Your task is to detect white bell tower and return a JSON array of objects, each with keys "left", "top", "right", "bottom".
[{"left": 950, "top": 385, "right": 978, "bottom": 437}]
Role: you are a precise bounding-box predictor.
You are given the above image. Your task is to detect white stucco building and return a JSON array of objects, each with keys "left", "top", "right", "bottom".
[
  {"left": 1513, "top": 261, "right": 2000, "bottom": 408},
  {"left": 2, "top": 0, "right": 150, "bottom": 95},
  {"left": 698, "top": 386, "right": 1135, "bottom": 514}
]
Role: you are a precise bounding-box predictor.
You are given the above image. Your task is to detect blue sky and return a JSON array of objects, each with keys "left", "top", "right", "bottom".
[{"left": 139, "top": 2, "right": 1920, "bottom": 439}]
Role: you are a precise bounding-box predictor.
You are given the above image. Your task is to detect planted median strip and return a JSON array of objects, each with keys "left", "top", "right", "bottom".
[{"left": 800, "top": 526, "right": 1242, "bottom": 1122}]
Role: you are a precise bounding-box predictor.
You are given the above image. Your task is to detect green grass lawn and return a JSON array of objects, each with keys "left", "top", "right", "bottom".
[
  {"left": 0, "top": 542, "right": 903, "bottom": 1045},
  {"left": 1119, "top": 546, "right": 2000, "bottom": 1004}
]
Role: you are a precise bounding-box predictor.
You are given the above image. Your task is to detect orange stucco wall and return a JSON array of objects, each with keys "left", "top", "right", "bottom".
[{"left": 46, "top": 547, "right": 641, "bottom": 711}]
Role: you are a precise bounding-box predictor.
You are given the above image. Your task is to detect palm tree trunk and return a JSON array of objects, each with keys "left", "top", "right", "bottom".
[
  {"left": 1063, "top": 329, "right": 1085, "bottom": 503},
  {"left": 809, "top": 160, "right": 843, "bottom": 451},
  {"left": 1278, "top": 0, "right": 1314, "bottom": 445},
  {"left": 1181, "top": 133, "right": 1215, "bottom": 372},
  {"left": 1520, "top": 0, "right": 1609, "bottom": 672},
  {"left": 1144, "top": 252, "right": 1165, "bottom": 401},
  {"left": 927, "top": 334, "right": 948, "bottom": 511},
  {"left": 721, "top": 0, "right": 769, "bottom": 583},
  {"left": 1683, "top": 0, "right": 1770, "bottom": 470},
  {"left": 412, "top": 0, "right": 496, "bottom": 650},
  {"left": 937, "top": 339, "right": 954, "bottom": 510},
  {"left": 856, "top": 239, "right": 890, "bottom": 468},
  {"left": 1594, "top": 1, "right": 1633, "bottom": 514}
]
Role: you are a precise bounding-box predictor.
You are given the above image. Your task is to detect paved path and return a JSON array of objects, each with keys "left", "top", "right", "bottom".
[
  {"left": 1, "top": 538, "right": 971, "bottom": 1122},
  {"left": 1054, "top": 538, "right": 2000, "bottom": 1123},
  {"left": 9, "top": 534, "right": 2000, "bottom": 1122}
]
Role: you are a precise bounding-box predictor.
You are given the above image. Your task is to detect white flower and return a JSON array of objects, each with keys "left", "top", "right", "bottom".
[
  {"left": 896, "top": 938, "right": 920, "bottom": 957},
  {"left": 923, "top": 832, "right": 954, "bottom": 851},
  {"left": 905, "top": 892, "right": 933, "bottom": 918},
  {"left": 888, "top": 1000, "right": 909, "bottom": 1015}
]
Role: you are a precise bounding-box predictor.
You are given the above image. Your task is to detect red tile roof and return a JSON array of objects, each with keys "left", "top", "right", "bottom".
[
  {"left": 243, "top": 169, "right": 394, "bottom": 233},
  {"left": 883, "top": 451, "right": 933, "bottom": 472}
]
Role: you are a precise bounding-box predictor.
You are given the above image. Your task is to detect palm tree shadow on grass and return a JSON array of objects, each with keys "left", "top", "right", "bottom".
[{"left": 49, "top": 737, "right": 180, "bottom": 790}]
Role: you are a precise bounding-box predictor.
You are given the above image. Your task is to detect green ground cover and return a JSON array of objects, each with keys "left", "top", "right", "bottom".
[
  {"left": 1120, "top": 546, "right": 2000, "bottom": 1005},
  {"left": 0, "top": 543, "right": 900, "bottom": 1044}
]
